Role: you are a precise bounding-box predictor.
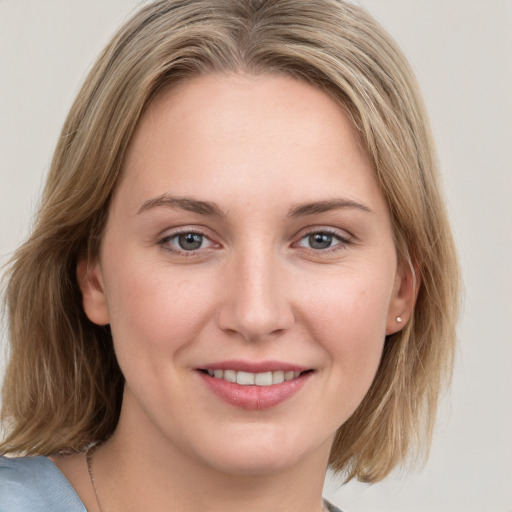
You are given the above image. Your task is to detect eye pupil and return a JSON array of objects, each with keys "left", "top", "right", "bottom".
[
  {"left": 309, "top": 233, "right": 332, "bottom": 249},
  {"left": 178, "top": 233, "right": 203, "bottom": 250}
]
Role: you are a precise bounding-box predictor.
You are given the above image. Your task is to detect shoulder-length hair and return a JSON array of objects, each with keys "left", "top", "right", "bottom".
[{"left": 1, "top": 0, "right": 460, "bottom": 482}]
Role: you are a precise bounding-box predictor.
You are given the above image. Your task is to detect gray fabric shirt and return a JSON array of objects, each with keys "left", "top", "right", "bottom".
[{"left": 0, "top": 455, "right": 344, "bottom": 511}]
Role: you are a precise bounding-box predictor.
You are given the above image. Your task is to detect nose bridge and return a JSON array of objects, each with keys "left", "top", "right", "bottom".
[{"left": 218, "top": 243, "right": 293, "bottom": 341}]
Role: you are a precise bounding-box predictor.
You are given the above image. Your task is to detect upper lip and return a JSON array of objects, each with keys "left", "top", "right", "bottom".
[{"left": 197, "top": 360, "right": 311, "bottom": 373}]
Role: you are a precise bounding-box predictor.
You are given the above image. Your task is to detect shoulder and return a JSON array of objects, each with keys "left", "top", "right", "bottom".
[
  {"left": 0, "top": 455, "right": 86, "bottom": 512},
  {"left": 323, "top": 498, "right": 345, "bottom": 512}
]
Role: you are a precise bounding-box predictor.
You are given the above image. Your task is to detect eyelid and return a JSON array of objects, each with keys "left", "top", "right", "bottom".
[
  {"left": 156, "top": 224, "right": 354, "bottom": 256},
  {"left": 297, "top": 225, "right": 352, "bottom": 241},
  {"left": 293, "top": 227, "right": 353, "bottom": 252},
  {"left": 157, "top": 226, "right": 220, "bottom": 255}
]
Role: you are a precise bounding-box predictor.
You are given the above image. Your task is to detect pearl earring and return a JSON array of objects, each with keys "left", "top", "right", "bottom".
[{"left": 396, "top": 316, "right": 402, "bottom": 323}]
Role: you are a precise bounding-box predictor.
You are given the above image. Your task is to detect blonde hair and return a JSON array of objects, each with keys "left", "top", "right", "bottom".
[{"left": 1, "top": 0, "right": 460, "bottom": 482}]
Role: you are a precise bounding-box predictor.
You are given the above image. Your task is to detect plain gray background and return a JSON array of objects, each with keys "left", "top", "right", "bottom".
[{"left": 0, "top": 1, "right": 511, "bottom": 511}]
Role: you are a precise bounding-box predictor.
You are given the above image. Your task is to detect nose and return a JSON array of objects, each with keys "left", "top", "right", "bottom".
[{"left": 216, "top": 249, "right": 294, "bottom": 342}]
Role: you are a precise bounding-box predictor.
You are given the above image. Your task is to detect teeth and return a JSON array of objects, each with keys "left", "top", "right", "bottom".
[
  {"left": 285, "top": 371, "right": 294, "bottom": 381},
  {"left": 272, "top": 370, "right": 284, "bottom": 384},
  {"left": 205, "top": 369, "right": 303, "bottom": 386},
  {"left": 254, "top": 372, "right": 272, "bottom": 386},
  {"left": 224, "top": 369, "right": 236, "bottom": 383},
  {"left": 237, "top": 371, "right": 255, "bottom": 385}
]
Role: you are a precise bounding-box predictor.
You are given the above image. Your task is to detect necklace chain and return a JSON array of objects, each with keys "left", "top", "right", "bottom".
[
  {"left": 86, "top": 445, "right": 105, "bottom": 512},
  {"left": 85, "top": 446, "right": 328, "bottom": 512}
]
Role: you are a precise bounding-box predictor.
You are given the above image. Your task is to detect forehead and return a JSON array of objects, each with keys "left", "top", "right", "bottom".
[{"left": 116, "top": 72, "right": 383, "bottom": 215}]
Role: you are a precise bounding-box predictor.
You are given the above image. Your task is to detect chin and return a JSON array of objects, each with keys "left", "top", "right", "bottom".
[
  {"left": 204, "top": 449, "right": 304, "bottom": 476},
  {"left": 189, "top": 425, "right": 325, "bottom": 476}
]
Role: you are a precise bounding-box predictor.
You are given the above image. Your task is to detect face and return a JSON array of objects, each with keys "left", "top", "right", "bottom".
[{"left": 81, "top": 73, "right": 412, "bottom": 475}]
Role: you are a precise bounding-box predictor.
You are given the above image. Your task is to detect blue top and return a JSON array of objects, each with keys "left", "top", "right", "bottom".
[
  {"left": 0, "top": 455, "right": 86, "bottom": 511},
  {"left": 0, "top": 455, "right": 343, "bottom": 511}
]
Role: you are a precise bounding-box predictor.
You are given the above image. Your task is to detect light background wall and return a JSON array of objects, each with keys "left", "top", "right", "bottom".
[{"left": 0, "top": 1, "right": 510, "bottom": 511}]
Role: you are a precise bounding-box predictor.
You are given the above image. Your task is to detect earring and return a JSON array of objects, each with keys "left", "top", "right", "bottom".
[{"left": 396, "top": 316, "right": 402, "bottom": 323}]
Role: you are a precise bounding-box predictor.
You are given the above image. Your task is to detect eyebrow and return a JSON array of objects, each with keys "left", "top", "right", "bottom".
[
  {"left": 287, "top": 198, "right": 372, "bottom": 217},
  {"left": 137, "top": 194, "right": 226, "bottom": 217},
  {"left": 137, "top": 194, "right": 372, "bottom": 218}
]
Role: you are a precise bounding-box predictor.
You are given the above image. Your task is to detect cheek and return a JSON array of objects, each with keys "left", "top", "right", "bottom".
[
  {"left": 301, "top": 262, "right": 394, "bottom": 337},
  {"left": 299, "top": 265, "right": 394, "bottom": 393},
  {"left": 104, "top": 259, "right": 215, "bottom": 361}
]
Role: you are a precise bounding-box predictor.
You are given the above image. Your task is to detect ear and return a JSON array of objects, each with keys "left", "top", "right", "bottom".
[
  {"left": 386, "top": 259, "right": 420, "bottom": 335},
  {"left": 77, "top": 257, "right": 110, "bottom": 326}
]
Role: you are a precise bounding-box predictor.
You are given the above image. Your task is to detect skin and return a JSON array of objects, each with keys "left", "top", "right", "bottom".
[{"left": 53, "top": 73, "right": 415, "bottom": 512}]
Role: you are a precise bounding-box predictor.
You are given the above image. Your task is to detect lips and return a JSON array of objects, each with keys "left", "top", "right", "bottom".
[{"left": 197, "top": 361, "right": 313, "bottom": 410}]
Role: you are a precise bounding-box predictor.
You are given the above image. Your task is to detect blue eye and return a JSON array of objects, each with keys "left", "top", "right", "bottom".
[
  {"left": 160, "top": 231, "right": 213, "bottom": 253},
  {"left": 297, "top": 231, "right": 346, "bottom": 250},
  {"left": 175, "top": 233, "right": 204, "bottom": 250}
]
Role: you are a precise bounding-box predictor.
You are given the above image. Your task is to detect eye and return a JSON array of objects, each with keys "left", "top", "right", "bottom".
[
  {"left": 159, "top": 231, "right": 215, "bottom": 253},
  {"left": 175, "top": 233, "right": 206, "bottom": 250},
  {"left": 296, "top": 230, "right": 349, "bottom": 251}
]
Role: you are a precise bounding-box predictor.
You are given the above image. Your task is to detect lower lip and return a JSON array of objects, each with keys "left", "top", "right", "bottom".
[{"left": 198, "top": 371, "right": 312, "bottom": 410}]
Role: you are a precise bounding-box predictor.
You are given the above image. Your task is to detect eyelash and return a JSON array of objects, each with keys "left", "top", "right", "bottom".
[
  {"left": 158, "top": 228, "right": 215, "bottom": 256},
  {"left": 294, "top": 228, "right": 352, "bottom": 254},
  {"left": 157, "top": 228, "right": 352, "bottom": 256}
]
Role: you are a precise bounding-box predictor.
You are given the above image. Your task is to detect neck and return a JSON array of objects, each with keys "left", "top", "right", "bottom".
[{"left": 94, "top": 405, "right": 332, "bottom": 512}]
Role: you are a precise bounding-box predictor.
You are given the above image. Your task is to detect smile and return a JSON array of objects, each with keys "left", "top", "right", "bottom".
[
  {"left": 198, "top": 364, "right": 313, "bottom": 410},
  {"left": 202, "top": 369, "right": 303, "bottom": 386}
]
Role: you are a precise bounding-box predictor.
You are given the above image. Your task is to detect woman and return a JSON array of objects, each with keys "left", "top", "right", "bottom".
[{"left": 0, "top": 1, "right": 460, "bottom": 511}]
